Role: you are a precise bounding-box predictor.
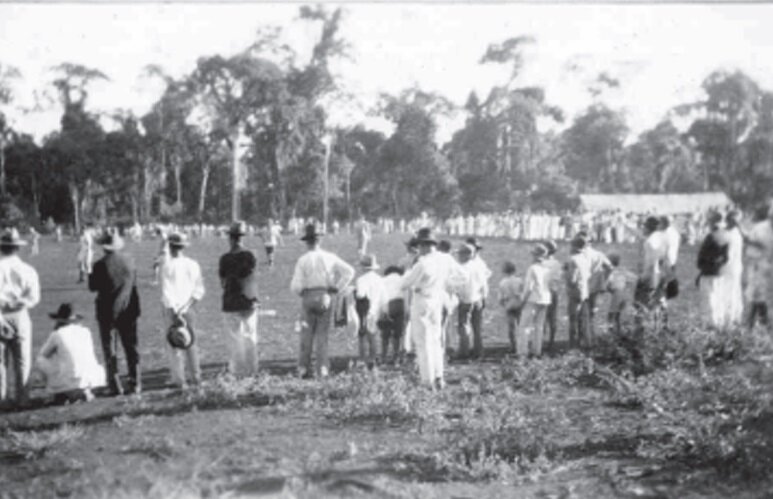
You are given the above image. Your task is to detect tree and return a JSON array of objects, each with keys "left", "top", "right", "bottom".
[
  {"left": 0, "top": 63, "right": 22, "bottom": 198},
  {"left": 562, "top": 104, "right": 628, "bottom": 192},
  {"left": 626, "top": 120, "right": 701, "bottom": 193}
]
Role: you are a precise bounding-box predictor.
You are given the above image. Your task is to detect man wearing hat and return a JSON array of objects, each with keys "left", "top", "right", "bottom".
[
  {"left": 0, "top": 228, "right": 40, "bottom": 405},
  {"left": 33, "top": 303, "right": 105, "bottom": 404},
  {"left": 460, "top": 238, "right": 491, "bottom": 359},
  {"left": 160, "top": 232, "right": 205, "bottom": 388},
  {"left": 564, "top": 237, "right": 592, "bottom": 349},
  {"left": 353, "top": 254, "right": 384, "bottom": 368},
  {"left": 518, "top": 244, "right": 553, "bottom": 358},
  {"left": 290, "top": 224, "right": 355, "bottom": 378},
  {"left": 634, "top": 217, "right": 668, "bottom": 325},
  {"left": 89, "top": 232, "right": 141, "bottom": 395},
  {"left": 219, "top": 221, "right": 260, "bottom": 377},
  {"left": 401, "top": 228, "right": 449, "bottom": 389}
]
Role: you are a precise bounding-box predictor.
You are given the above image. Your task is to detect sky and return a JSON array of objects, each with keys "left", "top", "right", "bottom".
[{"left": 1, "top": 2, "right": 772, "bottom": 144}]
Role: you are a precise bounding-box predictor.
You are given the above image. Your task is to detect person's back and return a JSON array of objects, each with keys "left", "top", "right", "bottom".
[
  {"left": 38, "top": 323, "right": 104, "bottom": 394},
  {"left": 219, "top": 248, "right": 258, "bottom": 312},
  {"left": 90, "top": 252, "right": 139, "bottom": 320}
]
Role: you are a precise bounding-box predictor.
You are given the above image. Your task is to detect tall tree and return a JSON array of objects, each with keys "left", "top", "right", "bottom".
[{"left": 0, "top": 63, "right": 21, "bottom": 198}]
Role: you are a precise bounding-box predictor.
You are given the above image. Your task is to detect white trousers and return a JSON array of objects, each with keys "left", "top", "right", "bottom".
[
  {"left": 223, "top": 311, "right": 259, "bottom": 377},
  {"left": 409, "top": 295, "right": 444, "bottom": 386}
]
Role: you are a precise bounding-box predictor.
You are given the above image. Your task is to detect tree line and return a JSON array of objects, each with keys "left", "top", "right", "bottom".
[{"left": 0, "top": 7, "right": 771, "bottom": 233}]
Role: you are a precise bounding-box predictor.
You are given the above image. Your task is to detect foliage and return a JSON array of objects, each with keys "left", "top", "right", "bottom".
[{"left": 3, "top": 424, "right": 85, "bottom": 460}]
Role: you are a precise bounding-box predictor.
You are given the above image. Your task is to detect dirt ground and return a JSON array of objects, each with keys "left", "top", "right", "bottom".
[{"left": 0, "top": 233, "right": 770, "bottom": 498}]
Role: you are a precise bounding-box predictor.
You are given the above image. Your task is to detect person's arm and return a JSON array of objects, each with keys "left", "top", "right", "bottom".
[
  {"left": 290, "top": 259, "right": 305, "bottom": 295},
  {"left": 181, "top": 262, "right": 205, "bottom": 314},
  {"left": 38, "top": 332, "right": 59, "bottom": 359},
  {"left": 521, "top": 266, "right": 534, "bottom": 304},
  {"left": 332, "top": 255, "right": 355, "bottom": 292},
  {"left": 20, "top": 267, "right": 41, "bottom": 309}
]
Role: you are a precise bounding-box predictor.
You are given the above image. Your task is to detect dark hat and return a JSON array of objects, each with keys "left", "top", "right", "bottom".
[
  {"left": 465, "top": 237, "right": 483, "bottom": 251},
  {"left": 300, "top": 224, "right": 322, "bottom": 242},
  {"left": 168, "top": 232, "right": 189, "bottom": 248},
  {"left": 0, "top": 228, "right": 28, "bottom": 248},
  {"left": 49, "top": 303, "right": 83, "bottom": 323},
  {"left": 532, "top": 244, "right": 548, "bottom": 259},
  {"left": 228, "top": 221, "right": 248, "bottom": 237},
  {"left": 544, "top": 240, "right": 558, "bottom": 255},
  {"left": 99, "top": 232, "right": 124, "bottom": 251},
  {"left": 167, "top": 315, "right": 194, "bottom": 350},
  {"left": 415, "top": 227, "right": 437, "bottom": 246},
  {"left": 644, "top": 216, "right": 660, "bottom": 232}
]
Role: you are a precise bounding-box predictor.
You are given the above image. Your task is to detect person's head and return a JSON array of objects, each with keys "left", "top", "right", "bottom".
[
  {"left": 457, "top": 243, "right": 474, "bottom": 263},
  {"left": 99, "top": 232, "right": 124, "bottom": 254},
  {"left": 300, "top": 223, "right": 321, "bottom": 249},
  {"left": 532, "top": 244, "right": 548, "bottom": 262},
  {"left": 643, "top": 216, "right": 660, "bottom": 235},
  {"left": 465, "top": 237, "right": 483, "bottom": 256},
  {"left": 708, "top": 211, "right": 725, "bottom": 231},
  {"left": 544, "top": 240, "right": 558, "bottom": 257},
  {"left": 168, "top": 232, "right": 189, "bottom": 257},
  {"left": 726, "top": 210, "right": 741, "bottom": 228},
  {"left": 438, "top": 240, "right": 451, "bottom": 253},
  {"left": 609, "top": 253, "right": 621, "bottom": 267},
  {"left": 359, "top": 254, "right": 380, "bottom": 272},
  {"left": 415, "top": 227, "right": 437, "bottom": 255},
  {"left": 570, "top": 236, "right": 587, "bottom": 254},
  {"left": 0, "top": 228, "right": 26, "bottom": 256},
  {"left": 406, "top": 237, "right": 419, "bottom": 254},
  {"left": 49, "top": 303, "right": 83, "bottom": 330},
  {"left": 502, "top": 261, "right": 516, "bottom": 276},
  {"left": 228, "top": 221, "right": 248, "bottom": 248}
]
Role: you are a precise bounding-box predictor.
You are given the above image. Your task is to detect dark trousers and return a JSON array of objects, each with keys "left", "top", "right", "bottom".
[
  {"left": 458, "top": 301, "right": 484, "bottom": 358},
  {"left": 545, "top": 291, "right": 559, "bottom": 349},
  {"left": 567, "top": 295, "right": 590, "bottom": 349},
  {"left": 98, "top": 317, "right": 140, "bottom": 394},
  {"left": 378, "top": 299, "right": 405, "bottom": 361}
]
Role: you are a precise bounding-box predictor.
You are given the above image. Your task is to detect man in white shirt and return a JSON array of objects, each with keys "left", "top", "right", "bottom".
[
  {"left": 634, "top": 217, "right": 668, "bottom": 325},
  {"left": 34, "top": 303, "right": 105, "bottom": 404},
  {"left": 160, "top": 233, "right": 205, "bottom": 388},
  {"left": 0, "top": 228, "right": 41, "bottom": 405},
  {"left": 401, "top": 228, "right": 448, "bottom": 389},
  {"left": 354, "top": 254, "right": 384, "bottom": 368},
  {"left": 580, "top": 233, "right": 613, "bottom": 341},
  {"left": 661, "top": 216, "right": 682, "bottom": 271},
  {"left": 378, "top": 266, "right": 407, "bottom": 364},
  {"left": 455, "top": 244, "right": 486, "bottom": 359},
  {"left": 260, "top": 218, "right": 284, "bottom": 267},
  {"left": 291, "top": 224, "right": 355, "bottom": 378},
  {"left": 460, "top": 238, "right": 492, "bottom": 359},
  {"left": 519, "top": 244, "right": 552, "bottom": 358}
]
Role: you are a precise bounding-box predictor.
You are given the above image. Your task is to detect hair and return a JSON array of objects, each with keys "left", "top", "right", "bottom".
[
  {"left": 502, "top": 261, "right": 516, "bottom": 275},
  {"left": 0, "top": 246, "right": 16, "bottom": 256},
  {"left": 384, "top": 265, "right": 404, "bottom": 276},
  {"left": 609, "top": 253, "right": 621, "bottom": 267},
  {"left": 438, "top": 240, "right": 451, "bottom": 253}
]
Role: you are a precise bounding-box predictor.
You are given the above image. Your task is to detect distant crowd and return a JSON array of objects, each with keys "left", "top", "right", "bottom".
[{"left": 0, "top": 202, "right": 770, "bottom": 410}]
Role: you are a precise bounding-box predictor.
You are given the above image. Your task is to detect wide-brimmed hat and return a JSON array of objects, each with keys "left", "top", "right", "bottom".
[
  {"left": 532, "top": 244, "right": 548, "bottom": 259},
  {"left": 167, "top": 316, "right": 194, "bottom": 350},
  {"left": 168, "top": 232, "right": 189, "bottom": 248},
  {"left": 0, "top": 228, "right": 27, "bottom": 248},
  {"left": 49, "top": 303, "right": 83, "bottom": 323},
  {"left": 99, "top": 233, "right": 124, "bottom": 251},
  {"left": 359, "top": 254, "right": 380, "bottom": 270},
  {"left": 228, "top": 221, "right": 248, "bottom": 237},
  {"left": 414, "top": 227, "right": 437, "bottom": 246},
  {"left": 465, "top": 237, "right": 483, "bottom": 251},
  {"left": 300, "top": 224, "right": 322, "bottom": 242}
]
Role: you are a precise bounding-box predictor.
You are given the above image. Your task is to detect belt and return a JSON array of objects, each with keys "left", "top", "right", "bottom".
[
  {"left": 0, "top": 305, "right": 24, "bottom": 314},
  {"left": 302, "top": 287, "right": 334, "bottom": 295}
]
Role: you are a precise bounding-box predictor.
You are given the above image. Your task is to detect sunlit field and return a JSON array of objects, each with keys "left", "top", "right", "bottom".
[{"left": 1, "top": 231, "right": 771, "bottom": 498}]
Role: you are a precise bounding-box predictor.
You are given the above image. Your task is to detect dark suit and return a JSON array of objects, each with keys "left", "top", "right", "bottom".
[{"left": 89, "top": 251, "right": 141, "bottom": 394}]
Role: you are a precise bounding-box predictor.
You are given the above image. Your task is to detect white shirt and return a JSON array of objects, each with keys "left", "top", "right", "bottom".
[
  {"left": 746, "top": 220, "right": 773, "bottom": 260},
  {"left": 381, "top": 273, "right": 405, "bottom": 303},
  {"left": 401, "top": 250, "right": 447, "bottom": 300},
  {"left": 641, "top": 231, "right": 668, "bottom": 286},
  {"left": 36, "top": 324, "right": 105, "bottom": 394},
  {"left": 263, "top": 224, "right": 282, "bottom": 246},
  {"left": 468, "top": 255, "right": 492, "bottom": 299},
  {"left": 498, "top": 275, "right": 524, "bottom": 310},
  {"left": 457, "top": 259, "right": 489, "bottom": 304},
  {"left": 355, "top": 270, "right": 384, "bottom": 323},
  {"left": 0, "top": 254, "right": 40, "bottom": 310},
  {"left": 523, "top": 262, "right": 552, "bottom": 305},
  {"left": 160, "top": 254, "right": 205, "bottom": 310},
  {"left": 664, "top": 226, "right": 681, "bottom": 267},
  {"left": 290, "top": 248, "right": 355, "bottom": 295}
]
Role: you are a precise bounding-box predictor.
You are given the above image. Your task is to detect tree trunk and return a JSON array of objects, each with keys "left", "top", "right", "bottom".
[
  {"left": 142, "top": 161, "right": 154, "bottom": 222},
  {"left": 197, "top": 163, "right": 211, "bottom": 221},
  {"left": 231, "top": 129, "right": 242, "bottom": 222},
  {"left": 69, "top": 181, "right": 80, "bottom": 234},
  {"left": 173, "top": 157, "right": 182, "bottom": 206}
]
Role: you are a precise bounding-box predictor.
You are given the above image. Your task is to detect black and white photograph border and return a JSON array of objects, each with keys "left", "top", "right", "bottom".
[{"left": 0, "top": 1, "right": 772, "bottom": 498}]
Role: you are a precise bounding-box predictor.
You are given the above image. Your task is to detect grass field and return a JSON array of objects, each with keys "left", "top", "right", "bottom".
[{"left": 1, "top": 232, "right": 772, "bottom": 498}]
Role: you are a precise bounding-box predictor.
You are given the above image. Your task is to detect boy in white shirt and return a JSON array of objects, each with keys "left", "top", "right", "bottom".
[
  {"left": 260, "top": 218, "right": 284, "bottom": 267},
  {"left": 519, "top": 244, "right": 552, "bottom": 359},
  {"left": 497, "top": 261, "right": 523, "bottom": 354},
  {"left": 354, "top": 254, "right": 384, "bottom": 368}
]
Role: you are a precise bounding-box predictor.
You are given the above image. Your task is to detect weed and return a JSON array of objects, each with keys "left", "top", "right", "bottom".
[{"left": 3, "top": 424, "right": 85, "bottom": 460}]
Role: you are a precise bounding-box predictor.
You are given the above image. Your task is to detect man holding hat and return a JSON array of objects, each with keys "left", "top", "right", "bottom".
[
  {"left": 160, "top": 232, "right": 205, "bottom": 388},
  {"left": 33, "top": 303, "right": 105, "bottom": 404},
  {"left": 219, "top": 221, "right": 260, "bottom": 377},
  {"left": 0, "top": 228, "right": 40, "bottom": 405},
  {"left": 89, "top": 232, "right": 141, "bottom": 395},
  {"left": 401, "top": 228, "right": 448, "bottom": 389},
  {"left": 290, "top": 224, "right": 355, "bottom": 378}
]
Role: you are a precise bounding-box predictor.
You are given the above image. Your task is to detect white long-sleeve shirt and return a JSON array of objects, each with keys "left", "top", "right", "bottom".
[
  {"left": 523, "top": 262, "right": 552, "bottom": 305},
  {"left": 355, "top": 270, "right": 384, "bottom": 329},
  {"left": 160, "top": 254, "right": 205, "bottom": 311},
  {"left": 640, "top": 231, "right": 668, "bottom": 287},
  {"left": 35, "top": 324, "right": 105, "bottom": 394},
  {"left": 664, "top": 226, "right": 681, "bottom": 268},
  {"left": 401, "top": 250, "right": 447, "bottom": 300},
  {"left": 0, "top": 254, "right": 40, "bottom": 311},
  {"left": 290, "top": 248, "right": 355, "bottom": 295}
]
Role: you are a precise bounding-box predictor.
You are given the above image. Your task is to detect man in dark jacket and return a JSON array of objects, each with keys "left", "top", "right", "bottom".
[{"left": 89, "top": 232, "right": 141, "bottom": 395}]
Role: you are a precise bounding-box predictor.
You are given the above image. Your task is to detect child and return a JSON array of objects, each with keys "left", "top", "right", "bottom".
[
  {"left": 354, "top": 254, "right": 384, "bottom": 369},
  {"left": 606, "top": 253, "right": 637, "bottom": 335},
  {"left": 498, "top": 261, "right": 524, "bottom": 354},
  {"left": 519, "top": 245, "right": 552, "bottom": 358}
]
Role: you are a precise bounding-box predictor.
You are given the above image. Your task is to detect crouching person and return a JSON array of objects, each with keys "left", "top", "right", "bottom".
[
  {"left": 160, "top": 233, "right": 205, "bottom": 388},
  {"left": 378, "top": 266, "right": 407, "bottom": 364},
  {"left": 33, "top": 303, "right": 105, "bottom": 404}
]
